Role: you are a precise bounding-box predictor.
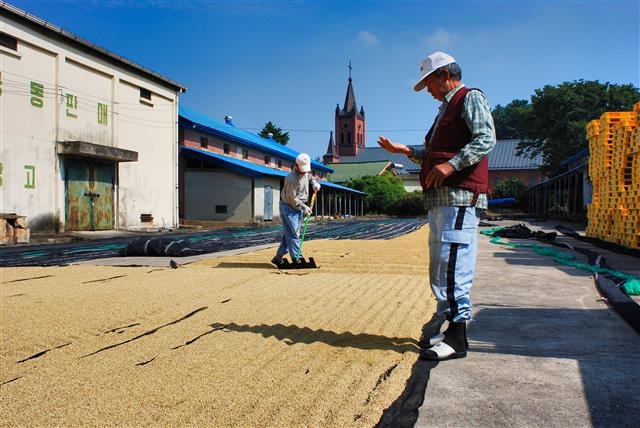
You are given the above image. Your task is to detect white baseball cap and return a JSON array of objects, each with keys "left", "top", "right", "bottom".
[
  {"left": 413, "top": 51, "right": 456, "bottom": 92},
  {"left": 296, "top": 153, "right": 311, "bottom": 172}
]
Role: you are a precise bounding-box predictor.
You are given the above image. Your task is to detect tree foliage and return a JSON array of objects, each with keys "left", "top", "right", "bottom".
[
  {"left": 259, "top": 121, "right": 290, "bottom": 145},
  {"left": 344, "top": 173, "right": 406, "bottom": 215},
  {"left": 491, "top": 80, "right": 639, "bottom": 175},
  {"left": 492, "top": 99, "right": 530, "bottom": 140},
  {"left": 387, "top": 191, "right": 427, "bottom": 216},
  {"left": 492, "top": 177, "right": 526, "bottom": 201}
]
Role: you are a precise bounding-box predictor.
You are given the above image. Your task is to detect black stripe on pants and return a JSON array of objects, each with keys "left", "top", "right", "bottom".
[{"left": 446, "top": 206, "right": 467, "bottom": 320}]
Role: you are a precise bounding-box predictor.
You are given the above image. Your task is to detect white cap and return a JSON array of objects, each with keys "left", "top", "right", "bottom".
[
  {"left": 413, "top": 51, "right": 456, "bottom": 92},
  {"left": 295, "top": 153, "right": 311, "bottom": 173}
]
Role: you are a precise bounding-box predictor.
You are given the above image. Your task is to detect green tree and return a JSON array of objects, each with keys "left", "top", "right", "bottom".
[
  {"left": 259, "top": 121, "right": 290, "bottom": 145},
  {"left": 344, "top": 173, "right": 406, "bottom": 215},
  {"left": 515, "top": 80, "right": 639, "bottom": 175},
  {"left": 387, "top": 191, "right": 427, "bottom": 216},
  {"left": 492, "top": 99, "right": 531, "bottom": 140},
  {"left": 493, "top": 177, "right": 526, "bottom": 201}
]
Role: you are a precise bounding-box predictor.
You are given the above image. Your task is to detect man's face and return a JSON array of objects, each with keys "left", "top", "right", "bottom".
[{"left": 424, "top": 71, "right": 449, "bottom": 101}]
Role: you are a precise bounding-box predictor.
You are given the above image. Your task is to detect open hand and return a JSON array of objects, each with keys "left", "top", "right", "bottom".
[{"left": 377, "top": 136, "right": 407, "bottom": 154}]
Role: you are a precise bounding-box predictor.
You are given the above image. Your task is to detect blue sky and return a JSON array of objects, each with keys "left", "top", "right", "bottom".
[{"left": 8, "top": 0, "right": 639, "bottom": 160}]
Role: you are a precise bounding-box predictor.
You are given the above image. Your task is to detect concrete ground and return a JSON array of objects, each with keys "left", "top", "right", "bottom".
[
  {"left": 407, "top": 220, "right": 640, "bottom": 428},
  {"left": 3, "top": 218, "right": 639, "bottom": 427}
]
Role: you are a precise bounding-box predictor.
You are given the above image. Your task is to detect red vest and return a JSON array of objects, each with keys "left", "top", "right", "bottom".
[{"left": 420, "top": 86, "right": 489, "bottom": 203}]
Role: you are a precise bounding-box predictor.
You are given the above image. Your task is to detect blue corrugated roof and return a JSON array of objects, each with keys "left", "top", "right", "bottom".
[
  {"left": 182, "top": 146, "right": 365, "bottom": 195},
  {"left": 321, "top": 180, "right": 366, "bottom": 195},
  {"left": 179, "top": 105, "right": 332, "bottom": 174},
  {"left": 182, "top": 146, "right": 288, "bottom": 178}
]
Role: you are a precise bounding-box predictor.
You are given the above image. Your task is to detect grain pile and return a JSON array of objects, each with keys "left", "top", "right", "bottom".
[{"left": 1, "top": 227, "right": 434, "bottom": 427}]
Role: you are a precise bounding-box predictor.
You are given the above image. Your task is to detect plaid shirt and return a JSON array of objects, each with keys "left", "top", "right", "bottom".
[{"left": 409, "top": 84, "right": 496, "bottom": 209}]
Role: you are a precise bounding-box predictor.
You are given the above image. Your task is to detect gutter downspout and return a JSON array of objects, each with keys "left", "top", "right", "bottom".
[{"left": 174, "top": 93, "right": 181, "bottom": 229}]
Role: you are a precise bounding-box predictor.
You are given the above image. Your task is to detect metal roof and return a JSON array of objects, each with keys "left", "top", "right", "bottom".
[
  {"left": 326, "top": 161, "right": 391, "bottom": 183},
  {"left": 488, "top": 139, "right": 543, "bottom": 170},
  {"left": 321, "top": 181, "right": 366, "bottom": 195},
  {"left": 339, "top": 146, "right": 423, "bottom": 173},
  {"left": 0, "top": 1, "right": 186, "bottom": 92},
  {"left": 181, "top": 146, "right": 288, "bottom": 178},
  {"left": 181, "top": 146, "right": 364, "bottom": 195},
  {"left": 338, "top": 139, "right": 543, "bottom": 172},
  {"left": 179, "top": 106, "right": 333, "bottom": 174}
]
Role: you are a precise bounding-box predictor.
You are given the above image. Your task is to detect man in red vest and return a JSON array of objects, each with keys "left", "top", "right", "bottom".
[{"left": 378, "top": 51, "right": 496, "bottom": 361}]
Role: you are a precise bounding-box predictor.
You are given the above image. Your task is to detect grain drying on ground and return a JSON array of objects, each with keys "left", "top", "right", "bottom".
[{"left": 0, "top": 227, "right": 435, "bottom": 427}]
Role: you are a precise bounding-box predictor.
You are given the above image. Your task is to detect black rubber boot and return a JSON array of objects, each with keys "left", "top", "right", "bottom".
[
  {"left": 420, "top": 321, "right": 467, "bottom": 361},
  {"left": 419, "top": 314, "right": 446, "bottom": 348}
]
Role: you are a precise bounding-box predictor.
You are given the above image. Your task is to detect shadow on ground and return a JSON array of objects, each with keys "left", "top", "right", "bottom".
[
  {"left": 471, "top": 304, "right": 639, "bottom": 427},
  {"left": 211, "top": 322, "right": 421, "bottom": 354},
  {"left": 375, "top": 314, "right": 442, "bottom": 428}
]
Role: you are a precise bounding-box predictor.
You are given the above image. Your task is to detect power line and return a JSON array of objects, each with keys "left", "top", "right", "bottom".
[{"left": 245, "top": 128, "right": 426, "bottom": 133}]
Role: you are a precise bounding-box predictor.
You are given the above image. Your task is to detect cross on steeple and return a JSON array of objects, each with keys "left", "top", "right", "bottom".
[{"left": 348, "top": 60, "right": 352, "bottom": 80}]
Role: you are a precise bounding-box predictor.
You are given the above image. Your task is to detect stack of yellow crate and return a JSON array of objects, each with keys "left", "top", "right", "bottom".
[{"left": 586, "top": 102, "right": 640, "bottom": 249}]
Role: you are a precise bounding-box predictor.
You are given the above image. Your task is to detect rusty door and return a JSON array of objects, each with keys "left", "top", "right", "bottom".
[{"left": 65, "top": 158, "right": 114, "bottom": 231}]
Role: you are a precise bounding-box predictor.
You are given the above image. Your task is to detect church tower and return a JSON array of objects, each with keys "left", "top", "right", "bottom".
[{"left": 327, "top": 62, "right": 365, "bottom": 160}]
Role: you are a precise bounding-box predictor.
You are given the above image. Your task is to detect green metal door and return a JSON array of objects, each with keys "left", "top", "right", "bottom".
[{"left": 65, "top": 158, "right": 114, "bottom": 231}]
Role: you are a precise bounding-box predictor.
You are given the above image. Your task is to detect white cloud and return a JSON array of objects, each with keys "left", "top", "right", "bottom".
[
  {"left": 424, "top": 28, "right": 458, "bottom": 48},
  {"left": 358, "top": 30, "right": 379, "bottom": 46}
]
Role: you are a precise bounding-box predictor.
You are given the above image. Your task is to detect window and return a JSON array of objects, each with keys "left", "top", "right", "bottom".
[
  {"left": 264, "top": 155, "right": 270, "bottom": 165},
  {"left": 242, "top": 149, "right": 249, "bottom": 159},
  {"left": 0, "top": 32, "right": 17, "bottom": 51},
  {"left": 140, "top": 88, "right": 151, "bottom": 100},
  {"left": 200, "top": 137, "right": 208, "bottom": 148},
  {"left": 277, "top": 159, "right": 282, "bottom": 168},
  {"left": 139, "top": 87, "right": 152, "bottom": 106},
  {"left": 215, "top": 205, "right": 227, "bottom": 214},
  {"left": 223, "top": 143, "right": 230, "bottom": 154}
]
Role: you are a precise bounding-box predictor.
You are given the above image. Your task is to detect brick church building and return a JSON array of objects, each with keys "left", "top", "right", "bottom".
[{"left": 323, "top": 64, "right": 366, "bottom": 163}]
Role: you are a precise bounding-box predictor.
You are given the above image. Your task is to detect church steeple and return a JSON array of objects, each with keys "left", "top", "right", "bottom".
[
  {"left": 333, "top": 61, "right": 365, "bottom": 157},
  {"left": 322, "top": 131, "right": 338, "bottom": 164},
  {"left": 341, "top": 62, "right": 359, "bottom": 114}
]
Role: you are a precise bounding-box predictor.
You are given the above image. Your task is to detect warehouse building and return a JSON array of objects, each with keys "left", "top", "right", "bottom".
[{"left": 0, "top": 2, "right": 186, "bottom": 234}]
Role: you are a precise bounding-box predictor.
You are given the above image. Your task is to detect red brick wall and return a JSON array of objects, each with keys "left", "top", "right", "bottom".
[{"left": 490, "top": 170, "right": 547, "bottom": 191}]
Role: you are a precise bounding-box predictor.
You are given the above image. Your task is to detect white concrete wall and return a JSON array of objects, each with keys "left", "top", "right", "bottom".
[
  {"left": 185, "top": 170, "right": 253, "bottom": 222},
  {"left": 0, "top": 29, "right": 59, "bottom": 230},
  {"left": 0, "top": 13, "right": 180, "bottom": 232}
]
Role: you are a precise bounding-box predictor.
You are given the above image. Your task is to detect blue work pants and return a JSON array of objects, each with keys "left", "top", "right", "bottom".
[
  {"left": 428, "top": 206, "right": 481, "bottom": 322},
  {"left": 276, "top": 201, "right": 304, "bottom": 261}
]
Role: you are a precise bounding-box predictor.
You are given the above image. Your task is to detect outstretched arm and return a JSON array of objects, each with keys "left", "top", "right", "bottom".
[{"left": 377, "top": 136, "right": 413, "bottom": 156}]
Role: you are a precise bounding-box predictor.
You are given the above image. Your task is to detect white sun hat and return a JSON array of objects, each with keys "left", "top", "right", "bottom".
[
  {"left": 296, "top": 153, "right": 311, "bottom": 173},
  {"left": 413, "top": 51, "right": 456, "bottom": 92}
]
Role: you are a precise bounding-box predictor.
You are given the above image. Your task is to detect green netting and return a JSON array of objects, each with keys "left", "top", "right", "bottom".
[
  {"left": 622, "top": 279, "right": 640, "bottom": 295},
  {"left": 484, "top": 233, "right": 640, "bottom": 296}
]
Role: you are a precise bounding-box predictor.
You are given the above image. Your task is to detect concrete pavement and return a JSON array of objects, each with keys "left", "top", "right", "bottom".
[{"left": 381, "top": 220, "right": 640, "bottom": 428}]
